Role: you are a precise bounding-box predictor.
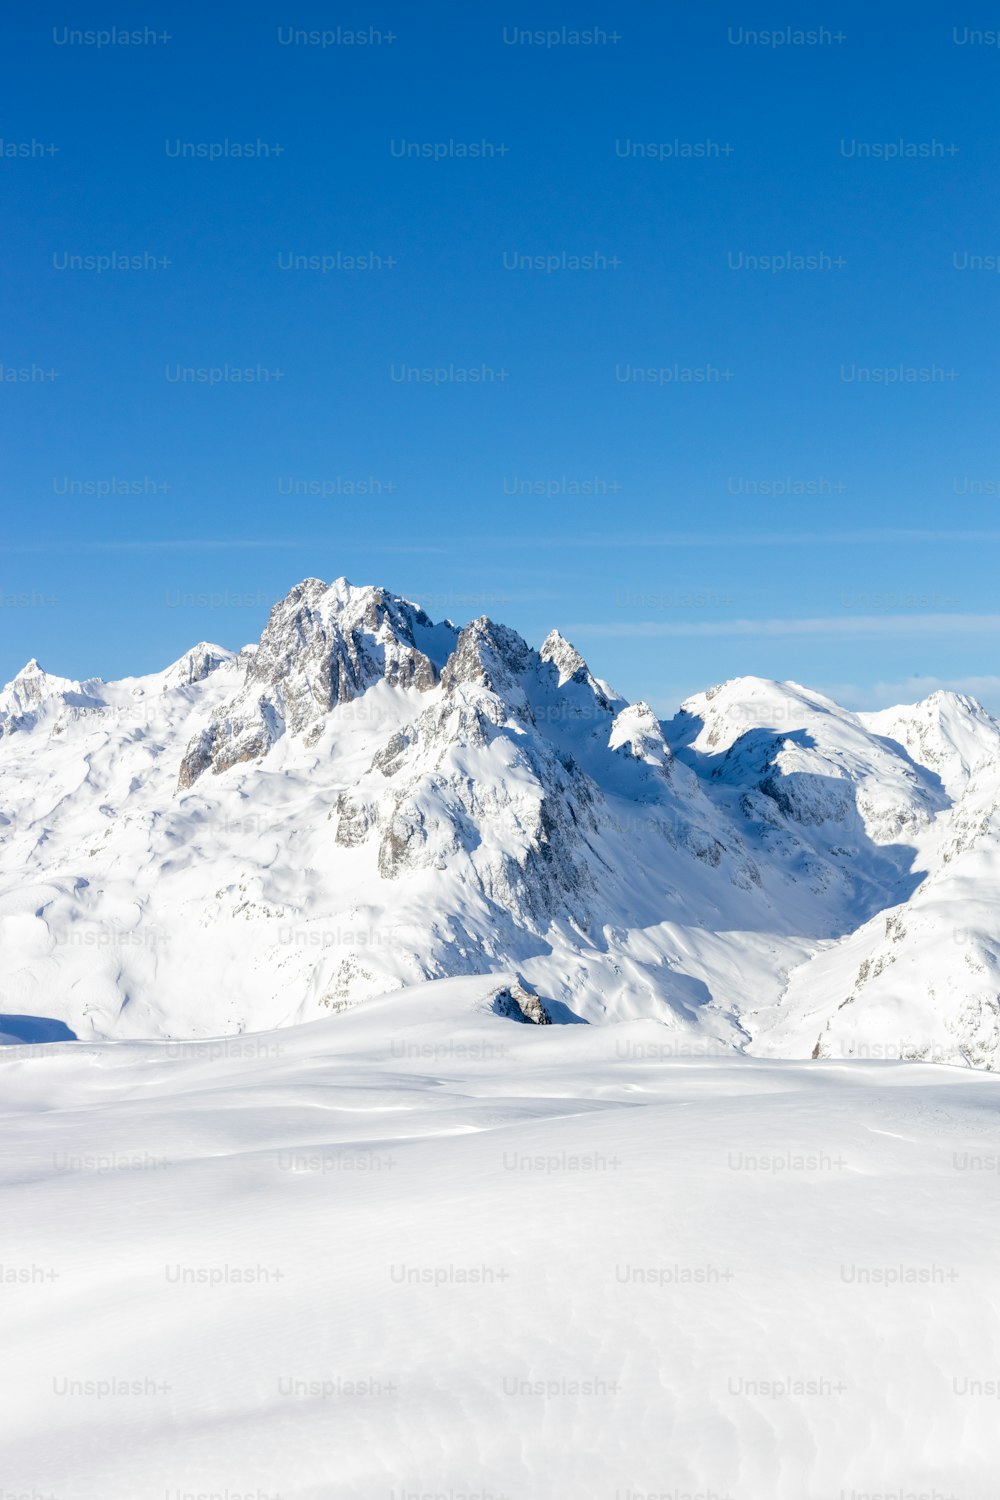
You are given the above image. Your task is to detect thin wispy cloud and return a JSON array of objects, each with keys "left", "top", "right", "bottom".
[
  {"left": 566, "top": 614, "right": 1000, "bottom": 639},
  {"left": 3, "top": 530, "right": 995, "bottom": 557},
  {"left": 472, "top": 530, "right": 1000, "bottom": 550},
  {"left": 0, "top": 539, "right": 448, "bottom": 555},
  {"left": 826, "top": 675, "right": 1000, "bottom": 710}
]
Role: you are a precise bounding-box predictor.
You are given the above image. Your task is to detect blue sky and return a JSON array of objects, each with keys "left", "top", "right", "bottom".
[{"left": 4, "top": 3, "right": 1000, "bottom": 713}]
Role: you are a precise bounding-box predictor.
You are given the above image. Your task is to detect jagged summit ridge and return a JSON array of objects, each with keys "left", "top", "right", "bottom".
[
  {"left": 177, "top": 581, "right": 622, "bottom": 787},
  {"left": 177, "top": 577, "right": 458, "bottom": 787}
]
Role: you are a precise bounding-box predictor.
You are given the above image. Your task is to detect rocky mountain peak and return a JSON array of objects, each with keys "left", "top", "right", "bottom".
[
  {"left": 177, "top": 576, "right": 456, "bottom": 788},
  {"left": 1, "top": 658, "right": 87, "bottom": 725},
  {"left": 862, "top": 689, "right": 1000, "bottom": 800},
  {"left": 539, "top": 629, "right": 588, "bottom": 684},
  {"left": 609, "top": 702, "right": 672, "bottom": 769},
  {"left": 161, "top": 643, "right": 235, "bottom": 689},
  {"left": 439, "top": 616, "right": 535, "bottom": 701}
]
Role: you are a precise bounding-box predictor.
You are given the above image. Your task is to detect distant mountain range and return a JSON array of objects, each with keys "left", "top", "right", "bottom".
[{"left": 2, "top": 575, "right": 999, "bottom": 1067}]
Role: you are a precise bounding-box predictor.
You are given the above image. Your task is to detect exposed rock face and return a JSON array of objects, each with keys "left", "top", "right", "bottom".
[
  {"left": 0, "top": 660, "right": 104, "bottom": 739},
  {"left": 3, "top": 659, "right": 56, "bottom": 714},
  {"left": 334, "top": 792, "right": 377, "bottom": 848},
  {"left": 439, "top": 616, "right": 536, "bottom": 713},
  {"left": 245, "top": 579, "right": 442, "bottom": 715},
  {"left": 177, "top": 585, "right": 618, "bottom": 927},
  {"left": 177, "top": 707, "right": 278, "bottom": 790},
  {"left": 162, "top": 643, "right": 234, "bottom": 688},
  {"left": 862, "top": 691, "right": 1000, "bottom": 801},
  {"left": 758, "top": 769, "right": 852, "bottom": 828},
  {"left": 178, "top": 578, "right": 456, "bottom": 787},
  {"left": 609, "top": 702, "right": 673, "bottom": 770},
  {"left": 540, "top": 628, "right": 619, "bottom": 710},
  {"left": 365, "top": 640, "right": 603, "bottom": 926},
  {"left": 492, "top": 979, "right": 551, "bottom": 1024},
  {"left": 173, "top": 582, "right": 774, "bottom": 949},
  {"left": 539, "top": 628, "right": 588, "bottom": 680}
]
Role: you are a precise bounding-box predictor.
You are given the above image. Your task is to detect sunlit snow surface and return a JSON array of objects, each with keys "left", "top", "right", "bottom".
[{"left": 3, "top": 976, "right": 998, "bottom": 1499}]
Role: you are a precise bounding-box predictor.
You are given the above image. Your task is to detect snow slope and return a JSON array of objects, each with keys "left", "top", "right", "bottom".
[
  {"left": 1, "top": 978, "right": 998, "bottom": 1499},
  {"left": 2, "top": 575, "right": 1000, "bottom": 1067}
]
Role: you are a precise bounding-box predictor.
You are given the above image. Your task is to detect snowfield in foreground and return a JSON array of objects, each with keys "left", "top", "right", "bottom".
[{"left": 3, "top": 976, "right": 999, "bottom": 1500}]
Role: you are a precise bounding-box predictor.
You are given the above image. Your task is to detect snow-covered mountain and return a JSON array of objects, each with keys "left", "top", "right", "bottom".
[{"left": 3, "top": 574, "right": 1000, "bottom": 1068}]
